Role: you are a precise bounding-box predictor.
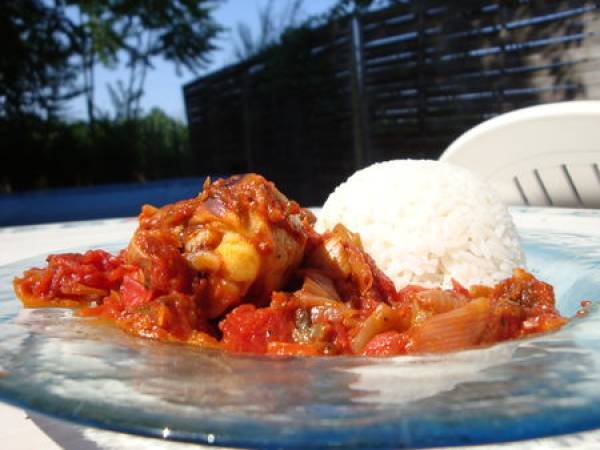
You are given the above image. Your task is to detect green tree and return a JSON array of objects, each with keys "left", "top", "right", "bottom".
[
  {"left": 1, "top": 0, "right": 221, "bottom": 122},
  {"left": 137, "top": 108, "right": 190, "bottom": 178},
  {"left": 0, "top": 1, "right": 80, "bottom": 119},
  {"left": 59, "top": 0, "right": 222, "bottom": 124}
]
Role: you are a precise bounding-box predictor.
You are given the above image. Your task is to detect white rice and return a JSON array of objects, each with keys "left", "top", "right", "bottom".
[{"left": 316, "top": 159, "right": 524, "bottom": 289}]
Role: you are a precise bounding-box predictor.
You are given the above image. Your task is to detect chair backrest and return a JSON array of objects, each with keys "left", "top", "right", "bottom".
[{"left": 440, "top": 101, "right": 600, "bottom": 208}]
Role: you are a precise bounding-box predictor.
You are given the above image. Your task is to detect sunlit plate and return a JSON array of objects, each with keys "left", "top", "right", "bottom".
[{"left": 1, "top": 207, "right": 600, "bottom": 448}]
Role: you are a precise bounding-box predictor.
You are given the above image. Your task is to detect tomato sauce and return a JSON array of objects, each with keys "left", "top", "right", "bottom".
[{"left": 13, "top": 175, "right": 571, "bottom": 357}]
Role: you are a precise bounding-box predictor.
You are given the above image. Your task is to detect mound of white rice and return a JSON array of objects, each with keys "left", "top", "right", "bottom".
[{"left": 317, "top": 160, "right": 524, "bottom": 288}]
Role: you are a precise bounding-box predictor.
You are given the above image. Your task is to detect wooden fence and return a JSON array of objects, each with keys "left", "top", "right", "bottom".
[{"left": 184, "top": 0, "right": 600, "bottom": 205}]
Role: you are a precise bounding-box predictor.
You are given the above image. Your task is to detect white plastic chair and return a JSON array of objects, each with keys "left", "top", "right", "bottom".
[{"left": 440, "top": 101, "right": 600, "bottom": 208}]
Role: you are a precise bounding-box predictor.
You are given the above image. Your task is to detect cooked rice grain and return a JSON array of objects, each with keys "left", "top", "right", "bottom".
[{"left": 317, "top": 160, "right": 524, "bottom": 289}]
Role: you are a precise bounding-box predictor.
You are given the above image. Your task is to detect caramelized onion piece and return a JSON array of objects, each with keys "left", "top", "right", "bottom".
[
  {"left": 408, "top": 297, "right": 491, "bottom": 354},
  {"left": 301, "top": 270, "right": 340, "bottom": 301},
  {"left": 351, "top": 303, "right": 411, "bottom": 353},
  {"left": 294, "top": 270, "right": 347, "bottom": 309}
]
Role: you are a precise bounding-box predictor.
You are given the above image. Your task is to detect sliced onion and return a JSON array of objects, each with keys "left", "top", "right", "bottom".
[
  {"left": 408, "top": 297, "right": 491, "bottom": 354},
  {"left": 294, "top": 271, "right": 350, "bottom": 311},
  {"left": 301, "top": 270, "right": 340, "bottom": 300},
  {"left": 351, "top": 303, "right": 411, "bottom": 353}
]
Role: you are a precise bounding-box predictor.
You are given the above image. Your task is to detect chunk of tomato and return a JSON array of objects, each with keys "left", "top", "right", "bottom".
[{"left": 220, "top": 304, "right": 295, "bottom": 354}]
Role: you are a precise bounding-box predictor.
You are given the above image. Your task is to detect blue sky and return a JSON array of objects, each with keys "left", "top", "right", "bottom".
[{"left": 67, "top": 0, "right": 337, "bottom": 122}]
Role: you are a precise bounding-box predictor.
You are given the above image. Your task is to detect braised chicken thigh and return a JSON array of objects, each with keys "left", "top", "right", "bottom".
[{"left": 126, "top": 174, "right": 315, "bottom": 318}]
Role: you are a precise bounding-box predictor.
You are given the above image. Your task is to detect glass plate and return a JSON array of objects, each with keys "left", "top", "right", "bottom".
[{"left": 1, "top": 208, "right": 600, "bottom": 449}]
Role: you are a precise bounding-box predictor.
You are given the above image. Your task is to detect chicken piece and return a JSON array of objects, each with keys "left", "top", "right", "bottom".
[
  {"left": 126, "top": 174, "right": 316, "bottom": 318},
  {"left": 305, "top": 223, "right": 397, "bottom": 311},
  {"left": 126, "top": 198, "right": 201, "bottom": 295}
]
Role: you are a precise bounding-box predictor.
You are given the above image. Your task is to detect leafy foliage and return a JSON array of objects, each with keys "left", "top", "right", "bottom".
[
  {"left": 102, "top": 0, "right": 222, "bottom": 120},
  {"left": 0, "top": 108, "right": 190, "bottom": 193},
  {"left": 0, "top": 0, "right": 220, "bottom": 194},
  {"left": 68, "top": 0, "right": 222, "bottom": 123},
  {"left": 0, "top": 1, "right": 80, "bottom": 118},
  {"left": 1, "top": 0, "right": 221, "bottom": 122}
]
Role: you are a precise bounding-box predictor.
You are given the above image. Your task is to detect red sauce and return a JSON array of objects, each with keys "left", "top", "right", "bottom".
[{"left": 13, "top": 174, "right": 574, "bottom": 357}]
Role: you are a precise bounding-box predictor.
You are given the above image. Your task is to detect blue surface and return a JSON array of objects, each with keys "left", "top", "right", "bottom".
[{"left": 0, "top": 178, "right": 213, "bottom": 226}]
